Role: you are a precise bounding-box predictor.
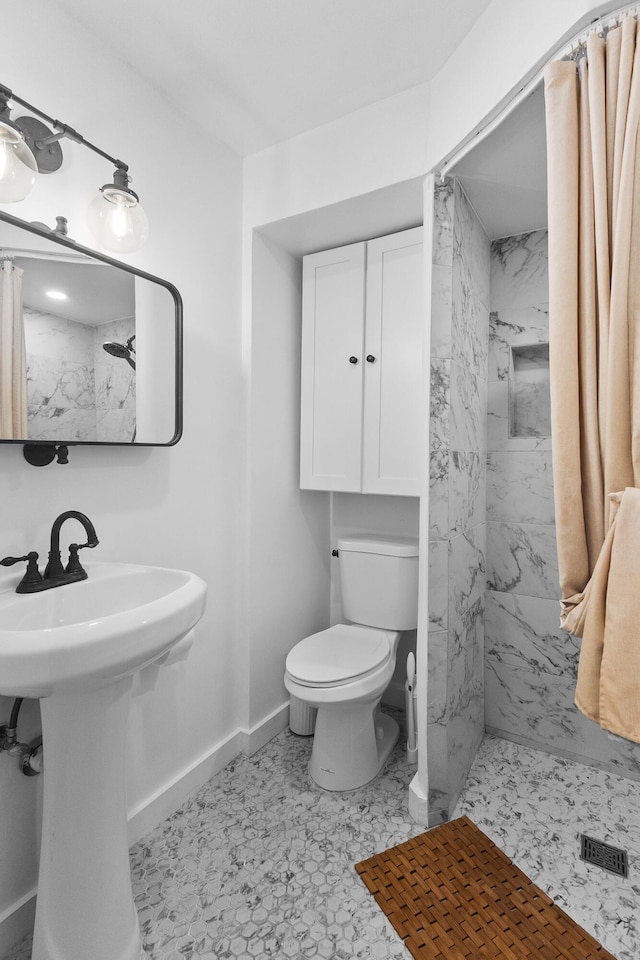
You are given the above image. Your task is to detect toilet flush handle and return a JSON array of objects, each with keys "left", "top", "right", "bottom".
[{"left": 331, "top": 549, "right": 339, "bottom": 557}]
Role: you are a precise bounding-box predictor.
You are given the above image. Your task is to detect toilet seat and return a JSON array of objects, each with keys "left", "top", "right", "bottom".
[{"left": 285, "top": 624, "right": 391, "bottom": 687}]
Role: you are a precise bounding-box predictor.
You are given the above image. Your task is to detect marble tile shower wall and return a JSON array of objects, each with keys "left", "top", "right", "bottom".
[
  {"left": 485, "top": 230, "right": 640, "bottom": 780},
  {"left": 429, "top": 178, "right": 488, "bottom": 822},
  {"left": 23, "top": 310, "right": 136, "bottom": 443},
  {"left": 94, "top": 316, "right": 136, "bottom": 442},
  {"left": 25, "top": 308, "right": 97, "bottom": 441}
]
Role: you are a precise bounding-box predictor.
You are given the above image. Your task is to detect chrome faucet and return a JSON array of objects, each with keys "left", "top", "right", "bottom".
[{"left": 1, "top": 511, "right": 99, "bottom": 593}]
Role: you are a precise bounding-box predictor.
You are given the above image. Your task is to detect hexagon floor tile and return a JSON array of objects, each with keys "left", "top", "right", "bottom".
[{"left": 3, "top": 717, "right": 639, "bottom": 959}]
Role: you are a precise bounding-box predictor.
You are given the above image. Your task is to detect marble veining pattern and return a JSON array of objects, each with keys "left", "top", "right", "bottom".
[
  {"left": 22, "top": 309, "right": 136, "bottom": 443},
  {"left": 428, "top": 539, "right": 448, "bottom": 630},
  {"left": 430, "top": 263, "right": 452, "bottom": 359},
  {"left": 448, "top": 599, "right": 484, "bottom": 717},
  {"left": 451, "top": 282, "right": 489, "bottom": 378},
  {"left": 428, "top": 175, "right": 489, "bottom": 823},
  {"left": 25, "top": 309, "right": 97, "bottom": 442},
  {"left": 427, "top": 629, "right": 448, "bottom": 724},
  {"left": 510, "top": 378, "right": 552, "bottom": 439},
  {"left": 490, "top": 231, "right": 549, "bottom": 310},
  {"left": 485, "top": 661, "right": 640, "bottom": 781},
  {"left": 489, "top": 304, "right": 549, "bottom": 382},
  {"left": 430, "top": 451, "right": 485, "bottom": 540},
  {"left": 486, "top": 451, "right": 554, "bottom": 524},
  {"left": 429, "top": 449, "right": 449, "bottom": 539},
  {"left": 487, "top": 380, "right": 553, "bottom": 453},
  {"left": 27, "top": 356, "right": 97, "bottom": 441},
  {"left": 448, "top": 524, "right": 486, "bottom": 627},
  {"left": 449, "top": 451, "right": 485, "bottom": 536},
  {"left": 432, "top": 178, "right": 454, "bottom": 268},
  {"left": 449, "top": 361, "right": 487, "bottom": 453},
  {"left": 6, "top": 729, "right": 638, "bottom": 960},
  {"left": 24, "top": 309, "right": 94, "bottom": 364},
  {"left": 486, "top": 520, "right": 560, "bottom": 599},
  {"left": 95, "top": 318, "right": 136, "bottom": 442},
  {"left": 484, "top": 590, "right": 578, "bottom": 677},
  {"left": 453, "top": 181, "right": 491, "bottom": 312},
  {"left": 429, "top": 358, "right": 450, "bottom": 452}
]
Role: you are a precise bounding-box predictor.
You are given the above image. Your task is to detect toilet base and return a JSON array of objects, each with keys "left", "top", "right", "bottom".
[{"left": 309, "top": 702, "right": 399, "bottom": 791}]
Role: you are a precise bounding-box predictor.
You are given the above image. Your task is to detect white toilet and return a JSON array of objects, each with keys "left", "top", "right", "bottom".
[{"left": 284, "top": 535, "right": 419, "bottom": 791}]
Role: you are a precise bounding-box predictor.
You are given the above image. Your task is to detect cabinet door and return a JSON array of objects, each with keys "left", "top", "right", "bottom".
[
  {"left": 362, "top": 226, "right": 423, "bottom": 496},
  {"left": 300, "top": 242, "right": 366, "bottom": 491}
]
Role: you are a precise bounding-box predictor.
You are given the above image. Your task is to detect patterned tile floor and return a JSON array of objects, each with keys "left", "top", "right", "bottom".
[{"left": 4, "top": 719, "right": 639, "bottom": 959}]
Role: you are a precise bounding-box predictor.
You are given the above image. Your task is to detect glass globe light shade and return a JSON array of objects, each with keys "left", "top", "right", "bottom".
[
  {"left": 0, "top": 123, "right": 38, "bottom": 202},
  {"left": 87, "top": 185, "right": 149, "bottom": 254}
]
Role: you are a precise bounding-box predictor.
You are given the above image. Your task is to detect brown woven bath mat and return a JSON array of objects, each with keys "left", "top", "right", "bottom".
[{"left": 355, "top": 816, "right": 616, "bottom": 959}]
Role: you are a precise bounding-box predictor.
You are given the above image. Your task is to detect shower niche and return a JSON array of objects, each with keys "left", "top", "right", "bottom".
[
  {"left": 0, "top": 211, "right": 182, "bottom": 455},
  {"left": 508, "top": 342, "right": 551, "bottom": 438}
]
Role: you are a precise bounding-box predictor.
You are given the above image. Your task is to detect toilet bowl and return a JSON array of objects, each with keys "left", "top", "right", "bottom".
[
  {"left": 284, "top": 535, "right": 418, "bottom": 791},
  {"left": 285, "top": 623, "right": 401, "bottom": 790}
]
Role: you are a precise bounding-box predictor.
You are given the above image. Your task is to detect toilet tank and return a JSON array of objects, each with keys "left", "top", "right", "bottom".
[{"left": 337, "top": 535, "right": 419, "bottom": 630}]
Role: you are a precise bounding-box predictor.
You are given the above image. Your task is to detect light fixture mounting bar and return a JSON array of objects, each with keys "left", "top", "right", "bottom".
[{"left": 0, "top": 83, "right": 128, "bottom": 173}]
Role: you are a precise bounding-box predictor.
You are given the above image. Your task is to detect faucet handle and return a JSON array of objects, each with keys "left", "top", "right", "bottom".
[
  {"left": 1, "top": 552, "right": 43, "bottom": 588},
  {"left": 65, "top": 541, "right": 97, "bottom": 577}
]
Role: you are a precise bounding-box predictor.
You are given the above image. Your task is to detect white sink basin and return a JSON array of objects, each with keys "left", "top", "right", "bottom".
[
  {"left": 0, "top": 559, "right": 208, "bottom": 960},
  {"left": 0, "top": 560, "right": 207, "bottom": 697}
]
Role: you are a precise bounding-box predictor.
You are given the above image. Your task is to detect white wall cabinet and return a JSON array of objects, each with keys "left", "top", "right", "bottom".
[{"left": 300, "top": 226, "right": 423, "bottom": 496}]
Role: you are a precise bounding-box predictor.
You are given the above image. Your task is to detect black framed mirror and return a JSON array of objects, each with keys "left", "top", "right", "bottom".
[{"left": 0, "top": 211, "right": 182, "bottom": 453}]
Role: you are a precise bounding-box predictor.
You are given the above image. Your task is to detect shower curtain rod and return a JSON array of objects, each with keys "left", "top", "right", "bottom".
[
  {"left": 0, "top": 246, "right": 94, "bottom": 264},
  {"left": 566, "top": 2, "right": 640, "bottom": 57},
  {"left": 436, "top": 0, "right": 640, "bottom": 182}
]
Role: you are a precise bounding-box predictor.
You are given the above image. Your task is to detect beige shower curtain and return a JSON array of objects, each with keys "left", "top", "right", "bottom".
[
  {"left": 0, "top": 260, "right": 27, "bottom": 439},
  {"left": 545, "top": 15, "right": 640, "bottom": 740}
]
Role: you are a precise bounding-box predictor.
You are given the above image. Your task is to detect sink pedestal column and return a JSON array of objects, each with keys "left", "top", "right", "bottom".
[{"left": 32, "top": 676, "right": 142, "bottom": 960}]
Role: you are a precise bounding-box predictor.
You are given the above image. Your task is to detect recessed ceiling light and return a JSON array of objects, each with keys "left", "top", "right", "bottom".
[{"left": 46, "top": 289, "right": 67, "bottom": 301}]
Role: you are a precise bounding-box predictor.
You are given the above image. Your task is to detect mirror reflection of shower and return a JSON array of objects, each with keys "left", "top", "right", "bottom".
[
  {"left": 102, "top": 334, "right": 136, "bottom": 370},
  {"left": 102, "top": 334, "right": 136, "bottom": 442}
]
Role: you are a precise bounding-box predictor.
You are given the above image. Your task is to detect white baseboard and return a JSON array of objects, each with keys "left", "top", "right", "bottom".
[
  {"left": 127, "top": 701, "right": 290, "bottom": 844},
  {"left": 126, "top": 728, "right": 245, "bottom": 846},
  {"left": 243, "top": 702, "right": 290, "bottom": 756},
  {"left": 0, "top": 704, "right": 290, "bottom": 955}
]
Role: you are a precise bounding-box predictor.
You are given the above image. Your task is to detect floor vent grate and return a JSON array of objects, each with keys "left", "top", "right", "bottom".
[{"left": 580, "top": 834, "right": 628, "bottom": 877}]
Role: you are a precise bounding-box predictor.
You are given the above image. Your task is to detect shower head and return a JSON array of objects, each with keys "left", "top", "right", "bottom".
[
  {"left": 102, "top": 336, "right": 136, "bottom": 370},
  {"left": 102, "top": 340, "right": 129, "bottom": 359}
]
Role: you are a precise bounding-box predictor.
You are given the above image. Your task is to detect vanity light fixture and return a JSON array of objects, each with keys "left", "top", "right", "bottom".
[
  {"left": 0, "top": 83, "right": 149, "bottom": 253},
  {"left": 0, "top": 98, "right": 38, "bottom": 202},
  {"left": 87, "top": 165, "right": 149, "bottom": 255}
]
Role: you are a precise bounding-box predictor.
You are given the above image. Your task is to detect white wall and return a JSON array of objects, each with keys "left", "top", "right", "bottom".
[
  {"left": 245, "top": 232, "right": 330, "bottom": 729},
  {"left": 0, "top": 1, "right": 243, "bottom": 950},
  {"left": 244, "top": 0, "right": 623, "bottom": 230},
  {"left": 243, "top": 84, "right": 430, "bottom": 232}
]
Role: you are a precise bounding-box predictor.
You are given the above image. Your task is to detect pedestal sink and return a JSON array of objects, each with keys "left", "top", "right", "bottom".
[{"left": 0, "top": 560, "right": 207, "bottom": 960}]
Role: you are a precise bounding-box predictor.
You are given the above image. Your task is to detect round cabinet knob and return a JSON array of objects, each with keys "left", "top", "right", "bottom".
[
  {"left": 366, "top": 354, "right": 376, "bottom": 363},
  {"left": 349, "top": 356, "right": 358, "bottom": 364}
]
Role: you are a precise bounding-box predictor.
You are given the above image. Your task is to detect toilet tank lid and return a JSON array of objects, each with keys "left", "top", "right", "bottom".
[{"left": 337, "top": 535, "right": 418, "bottom": 558}]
